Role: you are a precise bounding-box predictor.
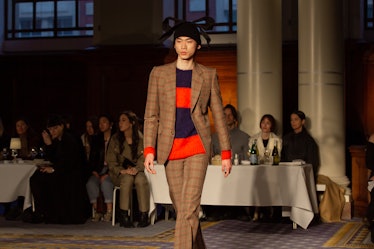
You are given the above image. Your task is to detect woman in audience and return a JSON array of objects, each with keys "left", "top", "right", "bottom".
[
  {"left": 4, "top": 117, "right": 41, "bottom": 220},
  {"left": 281, "top": 110, "right": 320, "bottom": 179},
  {"left": 14, "top": 117, "right": 41, "bottom": 159},
  {"left": 81, "top": 116, "right": 99, "bottom": 160},
  {"left": 86, "top": 114, "right": 115, "bottom": 222},
  {"left": 249, "top": 114, "right": 282, "bottom": 221},
  {"left": 107, "top": 111, "right": 150, "bottom": 228},
  {"left": 249, "top": 114, "right": 282, "bottom": 164},
  {"left": 25, "top": 114, "right": 90, "bottom": 224}
]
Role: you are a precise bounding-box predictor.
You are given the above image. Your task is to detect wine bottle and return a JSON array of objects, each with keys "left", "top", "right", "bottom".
[
  {"left": 272, "top": 140, "right": 280, "bottom": 165},
  {"left": 249, "top": 139, "right": 258, "bottom": 165},
  {"left": 234, "top": 153, "right": 239, "bottom": 166}
]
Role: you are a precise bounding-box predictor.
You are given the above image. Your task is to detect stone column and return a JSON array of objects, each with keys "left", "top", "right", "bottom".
[
  {"left": 298, "top": 0, "right": 349, "bottom": 188},
  {"left": 237, "top": 0, "right": 283, "bottom": 136}
]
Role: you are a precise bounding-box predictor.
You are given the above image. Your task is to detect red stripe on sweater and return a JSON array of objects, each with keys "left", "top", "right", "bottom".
[
  {"left": 176, "top": 87, "right": 191, "bottom": 108},
  {"left": 169, "top": 134, "right": 205, "bottom": 160}
]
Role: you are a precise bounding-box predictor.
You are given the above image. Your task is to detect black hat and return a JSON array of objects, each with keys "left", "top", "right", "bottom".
[
  {"left": 174, "top": 22, "right": 201, "bottom": 45},
  {"left": 159, "top": 17, "right": 215, "bottom": 46},
  {"left": 46, "top": 114, "right": 64, "bottom": 128}
]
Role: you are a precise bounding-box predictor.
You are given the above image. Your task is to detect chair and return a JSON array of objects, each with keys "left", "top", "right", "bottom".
[{"left": 111, "top": 186, "right": 135, "bottom": 226}]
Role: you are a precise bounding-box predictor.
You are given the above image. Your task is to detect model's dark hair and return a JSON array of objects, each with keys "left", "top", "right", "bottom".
[
  {"left": 260, "top": 114, "right": 276, "bottom": 132},
  {"left": 117, "top": 111, "right": 140, "bottom": 160}
]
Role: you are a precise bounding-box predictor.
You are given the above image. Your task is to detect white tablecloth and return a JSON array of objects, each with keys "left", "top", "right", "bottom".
[
  {"left": 0, "top": 160, "right": 37, "bottom": 210},
  {"left": 145, "top": 164, "right": 319, "bottom": 229}
]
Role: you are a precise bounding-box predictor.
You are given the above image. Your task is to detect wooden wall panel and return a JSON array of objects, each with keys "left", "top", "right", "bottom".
[
  {"left": 365, "top": 51, "right": 374, "bottom": 136},
  {"left": 349, "top": 145, "right": 370, "bottom": 217}
]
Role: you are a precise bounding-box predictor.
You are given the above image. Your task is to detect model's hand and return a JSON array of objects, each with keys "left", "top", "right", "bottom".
[
  {"left": 144, "top": 153, "right": 156, "bottom": 174},
  {"left": 221, "top": 159, "right": 232, "bottom": 177}
]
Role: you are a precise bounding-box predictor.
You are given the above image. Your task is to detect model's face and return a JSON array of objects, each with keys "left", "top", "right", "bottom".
[
  {"left": 174, "top": 36, "right": 200, "bottom": 60},
  {"left": 224, "top": 108, "right": 236, "bottom": 128},
  {"left": 48, "top": 124, "right": 64, "bottom": 140},
  {"left": 86, "top": 121, "right": 95, "bottom": 135},
  {"left": 99, "top": 117, "right": 111, "bottom": 133},
  {"left": 16, "top": 120, "right": 28, "bottom": 135},
  {"left": 260, "top": 118, "right": 272, "bottom": 134},
  {"left": 118, "top": 114, "right": 132, "bottom": 133},
  {"left": 290, "top": 114, "right": 304, "bottom": 133}
]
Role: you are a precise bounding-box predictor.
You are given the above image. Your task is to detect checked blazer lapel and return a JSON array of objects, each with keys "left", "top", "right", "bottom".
[
  {"left": 190, "top": 64, "right": 203, "bottom": 113},
  {"left": 164, "top": 63, "right": 177, "bottom": 112}
]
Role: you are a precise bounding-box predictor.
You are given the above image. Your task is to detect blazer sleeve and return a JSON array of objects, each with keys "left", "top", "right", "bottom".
[
  {"left": 209, "top": 69, "right": 231, "bottom": 157},
  {"left": 143, "top": 66, "right": 160, "bottom": 155}
]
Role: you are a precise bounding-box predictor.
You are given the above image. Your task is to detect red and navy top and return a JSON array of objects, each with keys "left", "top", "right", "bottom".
[{"left": 168, "top": 69, "right": 205, "bottom": 160}]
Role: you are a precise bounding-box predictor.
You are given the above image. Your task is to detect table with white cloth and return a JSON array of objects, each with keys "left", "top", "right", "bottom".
[
  {"left": 0, "top": 160, "right": 37, "bottom": 210},
  {"left": 145, "top": 163, "right": 319, "bottom": 229}
]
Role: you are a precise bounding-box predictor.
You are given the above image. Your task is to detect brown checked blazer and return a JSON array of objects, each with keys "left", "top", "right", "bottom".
[{"left": 144, "top": 61, "right": 231, "bottom": 164}]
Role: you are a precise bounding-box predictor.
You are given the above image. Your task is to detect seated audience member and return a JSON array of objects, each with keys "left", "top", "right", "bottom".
[
  {"left": 366, "top": 134, "right": 374, "bottom": 240},
  {"left": 86, "top": 114, "right": 115, "bottom": 222},
  {"left": 281, "top": 111, "right": 332, "bottom": 222},
  {"left": 207, "top": 104, "right": 250, "bottom": 221},
  {"left": 25, "top": 114, "right": 90, "bottom": 224},
  {"left": 5, "top": 117, "right": 41, "bottom": 220},
  {"left": 14, "top": 117, "right": 41, "bottom": 159},
  {"left": 249, "top": 114, "right": 282, "bottom": 221},
  {"left": 81, "top": 116, "right": 99, "bottom": 160},
  {"left": 212, "top": 104, "right": 250, "bottom": 161},
  {"left": 249, "top": 114, "right": 282, "bottom": 164},
  {"left": 281, "top": 110, "right": 320, "bottom": 179},
  {"left": 106, "top": 111, "right": 150, "bottom": 228}
]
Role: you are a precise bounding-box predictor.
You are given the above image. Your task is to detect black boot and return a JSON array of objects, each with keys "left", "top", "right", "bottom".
[
  {"left": 137, "top": 212, "right": 150, "bottom": 228},
  {"left": 119, "top": 210, "right": 133, "bottom": 228}
]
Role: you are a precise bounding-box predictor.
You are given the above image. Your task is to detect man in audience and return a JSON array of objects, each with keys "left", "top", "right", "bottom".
[
  {"left": 207, "top": 104, "right": 250, "bottom": 221},
  {"left": 25, "top": 114, "right": 90, "bottom": 224}
]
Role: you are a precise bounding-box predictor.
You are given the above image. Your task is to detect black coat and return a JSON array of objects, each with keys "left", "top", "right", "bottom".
[
  {"left": 281, "top": 129, "right": 320, "bottom": 180},
  {"left": 88, "top": 133, "right": 110, "bottom": 175},
  {"left": 30, "top": 131, "right": 90, "bottom": 224}
]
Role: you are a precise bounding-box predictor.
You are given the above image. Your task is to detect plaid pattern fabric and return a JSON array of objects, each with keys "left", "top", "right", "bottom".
[
  {"left": 144, "top": 61, "right": 231, "bottom": 164},
  {"left": 165, "top": 154, "right": 209, "bottom": 249},
  {"left": 143, "top": 61, "right": 231, "bottom": 249}
]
